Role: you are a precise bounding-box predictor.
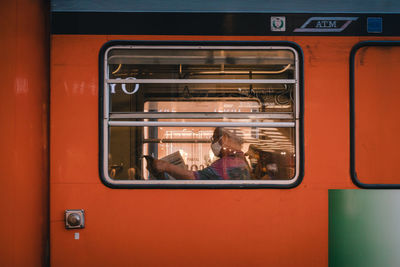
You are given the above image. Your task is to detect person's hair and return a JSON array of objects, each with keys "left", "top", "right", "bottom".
[{"left": 214, "top": 127, "right": 243, "bottom": 145}]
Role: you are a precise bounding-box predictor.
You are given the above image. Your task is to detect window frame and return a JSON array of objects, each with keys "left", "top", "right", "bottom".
[
  {"left": 350, "top": 41, "right": 400, "bottom": 189},
  {"left": 99, "top": 41, "right": 304, "bottom": 189}
]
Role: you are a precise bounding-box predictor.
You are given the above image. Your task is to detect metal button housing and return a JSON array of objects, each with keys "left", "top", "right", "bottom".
[{"left": 65, "top": 209, "right": 85, "bottom": 229}]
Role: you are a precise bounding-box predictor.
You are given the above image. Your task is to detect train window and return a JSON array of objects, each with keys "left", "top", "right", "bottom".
[
  {"left": 100, "top": 43, "right": 302, "bottom": 188},
  {"left": 351, "top": 42, "right": 400, "bottom": 188}
]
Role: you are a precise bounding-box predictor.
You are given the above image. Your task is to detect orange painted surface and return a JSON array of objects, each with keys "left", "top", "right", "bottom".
[
  {"left": 0, "top": 0, "right": 49, "bottom": 266},
  {"left": 354, "top": 46, "right": 400, "bottom": 184},
  {"left": 50, "top": 35, "right": 400, "bottom": 266}
]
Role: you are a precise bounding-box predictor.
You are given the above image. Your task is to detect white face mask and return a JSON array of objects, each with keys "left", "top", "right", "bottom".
[{"left": 211, "top": 137, "right": 222, "bottom": 157}]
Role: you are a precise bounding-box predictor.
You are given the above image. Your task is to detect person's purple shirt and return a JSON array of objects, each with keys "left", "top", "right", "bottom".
[{"left": 194, "top": 155, "right": 250, "bottom": 180}]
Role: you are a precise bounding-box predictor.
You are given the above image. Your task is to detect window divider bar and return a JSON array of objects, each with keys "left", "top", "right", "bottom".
[
  {"left": 106, "top": 79, "right": 296, "bottom": 84},
  {"left": 109, "top": 112, "right": 294, "bottom": 119},
  {"left": 108, "top": 121, "right": 295, "bottom": 127}
]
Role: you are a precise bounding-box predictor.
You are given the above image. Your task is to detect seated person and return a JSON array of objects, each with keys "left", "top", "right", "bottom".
[
  {"left": 147, "top": 127, "right": 250, "bottom": 180},
  {"left": 246, "top": 145, "right": 279, "bottom": 180}
]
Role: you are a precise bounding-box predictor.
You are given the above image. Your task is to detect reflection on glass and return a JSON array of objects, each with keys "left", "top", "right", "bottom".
[
  {"left": 108, "top": 49, "right": 295, "bottom": 69},
  {"left": 105, "top": 47, "right": 298, "bottom": 183},
  {"left": 109, "top": 126, "right": 295, "bottom": 180},
  {"left": 110, "top": 83, "right": 294, "bottom": 114}
]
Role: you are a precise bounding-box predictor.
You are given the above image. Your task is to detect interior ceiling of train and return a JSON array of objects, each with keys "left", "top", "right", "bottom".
[{"left": 51, "top": 0, "right": 400, "bottom": 13}]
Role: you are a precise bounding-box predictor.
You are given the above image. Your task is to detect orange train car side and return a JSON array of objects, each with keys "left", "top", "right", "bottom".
[
  {"left": 0, "top": 0, "right": 49, "bottom": 266},
  {"left": 49, "top": 34, "right": 399, "bottom": 266},
  {"left": 2, "top": 2, "right": 400, "bottom": 266}
]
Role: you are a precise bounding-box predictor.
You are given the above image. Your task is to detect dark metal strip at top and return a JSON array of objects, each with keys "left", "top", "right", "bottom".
[{"left": 52, "top": 12, "right": 400, "bottom": 36}]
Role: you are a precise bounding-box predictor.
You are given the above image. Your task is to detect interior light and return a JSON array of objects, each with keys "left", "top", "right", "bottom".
[
  {"left": 270, "top": 136, "right": 288, "bottom": 139},
  {"left": 263, "top": 133, "right": 283, "bottom": 136}
]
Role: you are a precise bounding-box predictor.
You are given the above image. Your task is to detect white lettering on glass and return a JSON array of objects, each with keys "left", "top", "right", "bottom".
[
  {"left": 109, "top": 83, "right": 117, "bottom": 94},
  {"left": 110, "top": 77, "right": 140, "bottom": 95},
  {"left": 121, "top": 77, "right": 140, "bottom": 95}
]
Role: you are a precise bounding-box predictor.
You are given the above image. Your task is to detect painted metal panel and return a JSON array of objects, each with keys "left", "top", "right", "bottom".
[
  {"left": 0, "top": 0, "right": 49, "bottom": 266},
  {"left": 50, "top": 34, "right": 370, "bottom": 266},
  {"left": 51, "top": 0, "right": 400, "bottom": 13}
]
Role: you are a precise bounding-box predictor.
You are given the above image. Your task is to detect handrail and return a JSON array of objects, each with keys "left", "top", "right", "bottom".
[
  {"left": 106, "top": 79, "right": 296, "bottom": 84},
  {"left": 108, "top": 121, "right": 295, "bottom": 127},
  {"left": 109, "top": 112, "right": 294, "bottom": 119}
]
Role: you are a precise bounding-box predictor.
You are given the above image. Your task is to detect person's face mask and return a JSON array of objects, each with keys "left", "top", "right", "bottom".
[{"left": 211, "top": 136, "right": 222, "bottom": 157}]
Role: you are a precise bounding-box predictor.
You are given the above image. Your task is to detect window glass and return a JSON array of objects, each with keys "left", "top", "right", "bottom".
[
  {"left": 353, "top": 45, "right": 400, "bottom": 185},
  {"left": 102, "top": 45, "right": 300, "bottom": 186}
]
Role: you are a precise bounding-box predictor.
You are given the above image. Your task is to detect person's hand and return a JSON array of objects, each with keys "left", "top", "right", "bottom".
[
  {"left": 147, "top": 159, "right": 169, "bottom": 180},
  {"left": 151, "top": 159, "right": 169, "bottom": 173},
  {"left": 144, "top": 156, "right": 167, "bottom": 174}
]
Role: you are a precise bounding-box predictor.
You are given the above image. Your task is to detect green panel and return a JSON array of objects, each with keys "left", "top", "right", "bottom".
[{"left": 329, "top": 190, "right": 400, "bottom": 267}]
